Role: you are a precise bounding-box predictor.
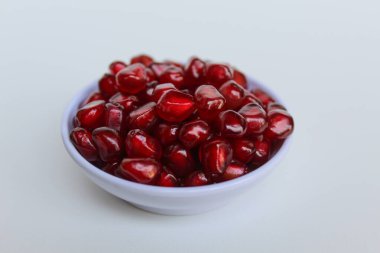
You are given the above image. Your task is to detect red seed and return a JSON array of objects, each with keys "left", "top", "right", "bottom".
[
  {"left": 156, "top": 168, "right": 178, "bottom": 187},
  {"left": 92, "top": 127, "right": 122, "bottom": 162},
  {"left": 221, "top": 161, "right": 247, "bottom": 181},
  {"left": 116, "top": 63, "right": 148, "bottom": 94},
  {"left": 238, "top": 103, "right": 267, "bottom": 135},
  {"left": 109, "top": 61, "right": 127, "bottom": 75},
  {"left": 184, "top": 171, "right": 208, "bottom": 186},
  {"left": 233, "top": 68, "right": 247, "bottom": 88},
  {"left": 70, "top": 127, "right": 98, "bottom": 161},
  {"left": 251, "top": 139, "right": 271, "bottom": 167},
  {"left": 158, "top": 67, "right": 185, "bottom": 89},
  {"left": 231, "top": 138, "right": 256, "bottom": 164},
  {"left": 102, "top": 162, "right": 120, "bottom": 175},
  {"left": 164, "top": 144, "right": 195, "bottom": 178},
  {"left": 200, "top": 138, "right": 232, "bottom": 179},
  {"left": 219, "top": 80, "right": 245, "bottom": 109},
  {"left": 264, "top": 109, "right": 294, "bottom": 140},
  {"left": 206, "top": 63, "right": 233, "bottom": 88},
  {"left": 267, "top": 102, "right": 286, "bottom": 111},
  {"left": 119, "top": 158, "right": 161, "bottom": 184},
  {"left": 130, "top": 54, "right": 154, "bottom": 66},
  {"left": 75, "top": 100, "right": 106, "bottom": 130},
  {"left": 164, "top": 60, "right": 183, "bottom": 69},
  {"left": 194, "top": 85, "right": 226, "bottom": 121},
  {"left": 216, "top": 110, "right": 247, "bottom": 137},
  {"left": 252, "top": 89, "right": 275, "bottom": 107},
  {"left": 145, "top": 68, "right": 156, "bottom": 83},
  {"left": 150, "top": 62, "right": 173, "bottom": 77},
  {"left": 151, "top": 83, "right": 177, "bottom": 102},
  {"left": 240, "top": 90, "right": 263, "bottom": 108},
  {"left": 104, "top": 103, "right": 125, "bottom": 132},
  {"left": 128, "top": 102, "right": 158, "bottom": 131},
  {"left": 125, "top": 129, "right": 162, "bottom": 159},
  {"left": 156, "top": 90, "right": 195, "bottom": 123},
  {"left": 178, "top": 120, "right": 210, "bottom": 149},
  {"left": 155, "top": 123, "right": 179, "bottom": 146},
  {"left": 99, "top": 74, "right": 118, "bottom": 99},
  {"left": 184, "top": 57, "right": 206, "bottom": 87},
  {"left": 81, "top": 92, "right": 105, "bottom": 106},
  {"left": 109, "top": 92, "right": 139, "bottom": 113}
]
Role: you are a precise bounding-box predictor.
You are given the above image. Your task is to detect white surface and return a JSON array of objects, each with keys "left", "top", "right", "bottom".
[
  {"left": 0, "top": 0, "right": 379, "bottom": 252},
  {"left": 61, "top": 78, "right": 292, "bottom": 215}
]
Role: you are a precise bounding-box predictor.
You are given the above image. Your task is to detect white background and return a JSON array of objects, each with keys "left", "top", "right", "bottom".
[{"left": 1, "top": 0, "right": 379, "bottom": 252}]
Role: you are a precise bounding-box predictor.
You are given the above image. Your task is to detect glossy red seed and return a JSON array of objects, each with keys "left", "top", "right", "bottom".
[
  {"left": 251, "top": 139, "right": 271, "bottom": 167},
  {"left": 145, "top": 68, "right": 156, "bottom": 83},
  {"left": 264, "top": 109, "right": 294, "bottom": 140},
  {"left": 238, "top": 103, "right": 267, "bottom": 135},
  {"left": 151, "top": 83, "right": 177, "bottom": 102},
  {"left": 109, "top": 92, "right": 139, "bottom": 113},
  {"left": 267, "top": 102, "right": 286, "bottom": 111},
  {"left": 128, "top": 102, "right": 158, "bottom": 131},
  {"left": 201, "top": 138, "right": 232, "bottom": 179},
  {"left": 156, "top": 90, "right": 195, "bottom": 123},
  {"left": 150, "top": 62, "right": 172, "bottom": 78},
  {"left": 92, "top": 127, "right": 122, "bottom": 162},
  {"left": 184, "top": 57, "right": 206, "bottom": 87},
  {"left": 158, "top": 67, "right": 185, "bottom": 89},
  {"left": 99, "top": 74, "right": 118, "bottom": 99},
  {"left": 116, "top": 63, "right": 148, "bottom": 94},
  {"left": 102, "top": 162, "right": 120, "bottom": 175},
  {"left": 219, "top": 80, "right": 245, "bottom": 109},
  {"left": 120, "top": 158, "right": 161, "bottom": 184},
  {"left": 206, "top": 63, "right": 233, "bottom": 88},
  {"left": 233, "top": 69, "right": 247, "bottom": 88},
  {"left": 217, "top": 110, "right": 247, "bottom": 137},
  {"left": 184, "top": 171, "right": 208, "bottom": 186},
  {"left": 70, "top": 127, "right": 98, "bottom": 161},
  {"left": 81, "top": 92, "right": 104, "bottom": 106},
  {"left": 240, "top": 90, "right": 263, "bottom": 108},
  {"left": 164, "top": 144, "right": 195, "bottom": 178},
  {"left": 156, "top": 168, "right": 178, "bottom": 187},
  {"left": 109, "top": 61, "right": 127, "bottom": 75},
  {"left": 231, "top": 138, "right": 256, "bottom": 164},
  {"left": 252, "top": 89, "right": 275, "bottom": 107},
  {"left": 104, "top": 103, "right": 125, "bottom": 132},
  {"left": 164, "top": 60, "right": 183, "bottom": 69},
  {"left": 75, "top": 100, "right": 105, "bottom": 130},
  {"left": 155, "top": 123, "right": 179, "bottom": 146},
  {"left": 194, "top": 85, "right": 226, "bottom": 121},
  {"left": 130, "top": 54, "right": 154, "bottom": 66},
  {"left": 221, "top": 161, "right": 247, "bottom": 181},
  {"left": 179, "top": 120, "right": 210, "bottom": 149},
  {"left": 125, "top": 129, "right": 162, "bottom": 159}
]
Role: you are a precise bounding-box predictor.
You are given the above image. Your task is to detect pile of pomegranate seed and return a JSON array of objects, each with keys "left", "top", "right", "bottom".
[{"left": 70, "top": 55, "right": 294, "bottom": 187}]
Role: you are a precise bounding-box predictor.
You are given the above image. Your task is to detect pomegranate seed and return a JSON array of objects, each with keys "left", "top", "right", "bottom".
[
  {"left": 109, "top": 61, "right": 127, "bottom": 75},
  {"left": 145, "top": 68, "right": 156, "bottom": 83},
  {"left": 240, "top": 90, "right": 263, "bottom": 108},
  {"left": 158, "top": 67, "right": 185, "bottom": 89},
  {"left": 130, "top": 54, "right": 154, "bottom": 66},
  {"left": 125, "top": 129, "right": 162, "bottom": 159},
  {"left": 128, "top": 102, "right": 158, "bottom": 131},
  {"left": 109, "top": 92, "right": 139, "bottom": 113},
  {"left": 178, "top": 120, "right": 210, "bottom": 149},
  {"left": 184, "top": 171, "right": 208, "bottom": 186},
  {"left": 155, "top": 123, "right": 179, "bottom": 146},
  {"left": 99, "top": 74, "right": 118, "bottom": 99},
  {"left": 206, "top": 63, "right": 233, "bottom": 88},
  {"left": 75, "top": 100, "right": 105, "bottom": 130},
  {"left": 102, "top": 162, "right": 119, "bottom": 175},
  {"left": 81, "top": 92, "right": 104, "bottom": 106},
  {"left": 150, "top": 62, "right": 172, "bottom": 77},
  {"left": 70, "top": 127, "right": 98, "bottom": 161},
  {"left": 138, "top": 81, "right": 157, "bottom": 104},
  {"left": 238, "top": 103, "right": 267, "bottom": 135},
  {"left": 251, "top": 139, "right": 271, "bottom": 167},
  {"left": 217, "top": 110, "right": 247, "bottom": 137},
  {"left": 194, "top": 85, "right": 226, "bottom": 121},
  {"left": 221, "top": 161, "right": 247, "bottom": 181},
  {"left": 264, "top": 109, "right": 294, "bottom": 140},
  {"left": 164, "top": 144, "right": 195, "bottom": 178},
  {"left": 156, "top": 90, "right": 195, "bottom": 123},
  {"left": 201, "top": 138, "right": 232, "bottom": 179},
  {"left": 120, "top": 158, "right": 161, "bottom": 184},
  {"left": 231, "top": 138, "right": 256, "bottom": 164},
  {"left": 252, "top": 89, "right": 275, "bottom": 107},
  {"left": 116, "top": 63, "right": 148, "bottom": 94},
  {"left": 267, "top": 102, "right": 286, "bottom": 111},
  {"left": 152, "top": 83, "right": 177, "bottom": 102},
  {"left": 104, "top": 103, "right": 125, "bottom": 133},
  {"left": 92, "top": 127, "right": 122, "bottom": 162},
  {"left": 232, "top": 68, "right": 247, "bottom": 88},
  {"left": 184, "top": 57, "right": 206, "bottom": 87},
  {"left": 164, "top": 60, "right": 183, "bottom": 69},
  {"left": 219, "top": 80, "right": 245, "bottom": 109},
  {"left": 156, "top": 168, "right": 178, "bottom": 187}
]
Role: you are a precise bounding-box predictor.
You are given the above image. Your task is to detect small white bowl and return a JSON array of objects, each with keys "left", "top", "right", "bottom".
[{"left": 61, "top": 77, "right": 292, "bottom": 215}]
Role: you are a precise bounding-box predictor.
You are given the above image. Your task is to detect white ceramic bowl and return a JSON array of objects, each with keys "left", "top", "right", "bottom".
[{"left": 61, "top": 77, "right": 292, "bottom": 215}]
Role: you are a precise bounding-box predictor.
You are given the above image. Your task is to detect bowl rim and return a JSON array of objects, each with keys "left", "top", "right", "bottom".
[{"left": 61, "top": 77, "right": 293, "bottom": 196}]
